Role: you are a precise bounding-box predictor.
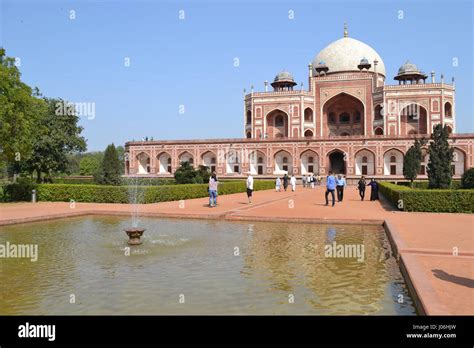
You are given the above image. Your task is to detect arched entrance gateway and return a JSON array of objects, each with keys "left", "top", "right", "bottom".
[
  {"left": 328, "top": 150, "right": 346, "bottom": 174},
  {"left": 322, "top": 93, "right": 365, "bottom": 137},
  {"left": 266, "top": 109, "right": 289, "bottom": 139}
]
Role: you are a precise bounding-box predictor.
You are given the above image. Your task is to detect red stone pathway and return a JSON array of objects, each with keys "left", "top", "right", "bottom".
[{"left": 0, "top": 186, "right": 472, "bottom": 315}]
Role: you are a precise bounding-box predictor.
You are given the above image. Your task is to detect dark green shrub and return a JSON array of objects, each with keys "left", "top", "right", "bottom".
[
  {"left": 379, "top": 182, "right": 473, "bottom": 213},
  {"left": 3, "top": 178, "right": 38, "bottom": 201},
  {"left": 395, "top": 180, "right": 461, "bottom": 190},
  {"left": 461, "top": 168, "right": 474, "bottom": 189}
]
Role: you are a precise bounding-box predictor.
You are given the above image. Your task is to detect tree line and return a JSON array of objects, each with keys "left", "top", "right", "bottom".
[{"left": 0, "top": 48, "right": 123, "bottom": 184}]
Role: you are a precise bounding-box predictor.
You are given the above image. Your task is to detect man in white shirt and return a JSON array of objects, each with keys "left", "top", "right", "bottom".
[
  {"left": 246, "top": 172, "right": 254, "bottom": 204},
  {"left": 290, "top": 175, "right": 297, "bottom": 192}
]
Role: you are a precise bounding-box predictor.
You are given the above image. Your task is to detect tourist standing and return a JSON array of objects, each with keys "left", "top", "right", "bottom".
[
  {"left": 208, "top": 174, "right": 218, "bottom": 207},
  {"left": 357, "top": 176, "right": 366, "bottom": 201},
  {"left": 275, "top": 177, "right": 281, "bottom": 192},
  {"left": 302, "top": 175, "right": 307, "bottom": 188},
  {"left": 336, "top": 174, "right": 346, "bottom": 202},
  {"left": 290, "top": 175, "right": 297, "bottom": 192},
  {"left": 367, "top": 178, "right": 379, "bottom": 201},
  {"left": 310, "top": 174, "right": 315, "bottom": 189},
  {"left": 213, "top": 171, "right": 219, "bottom": 205},
  {"left": 246, "top": 172, "right": 254, "bottom": 204},
  {"left": 283, "top": 174, "right": 289, "bottom": 191},
  {"left": 325, "top": 171, "right": 336, "bottom": 207}
]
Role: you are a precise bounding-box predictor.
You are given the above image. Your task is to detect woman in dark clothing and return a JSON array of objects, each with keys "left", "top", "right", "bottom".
[
  {"left": 283, "top": 174, "right": 289, "bottom": 191},
  {"left": 367, "top": 178, "right": 379, "bottom": 201},
  {"left": 357, "top": 176, "right": 366, "bottom": 201}
]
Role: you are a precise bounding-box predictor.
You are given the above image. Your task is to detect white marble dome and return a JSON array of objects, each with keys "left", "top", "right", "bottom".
[{"left": 312, "top": 37, "right": 386, "bottom": 76}]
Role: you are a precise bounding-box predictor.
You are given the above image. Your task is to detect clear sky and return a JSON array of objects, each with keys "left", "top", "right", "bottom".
[{"left": 1, "top": 0, "right": 473, "bottom": 151}]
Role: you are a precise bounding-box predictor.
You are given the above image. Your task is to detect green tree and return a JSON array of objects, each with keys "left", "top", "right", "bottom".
[
  {"left": 0, "top": 48, "right": 44, "bottom": 169},
  {"left": 174, "top": 161, "right": 197, "bottom": 184},
  {"left": 427, "top": 124, "right": 454, "bottom": 189},
  {"left": 403, "top": 138, "right": 426, "bottom": 188},
  {"left": 174, "top": 162, "right": 211, "bottom": 184},
  {"left": 461, "top": 168, "right": 474, "bottom": 189},
  {"left": 95, "top": 144, "right": 122, "bottom": 185},
  {"left": 116, "top": 145, "right": 125, "bottom": 175},
  {"left": 79, "top": 156, "right": 101, "bottom": 176},
  {"left": 22, "top": 98, "right": 87, "bottom": 182},
  {"left": 195, "top": 165, "right": 211, "bottom": 184}
]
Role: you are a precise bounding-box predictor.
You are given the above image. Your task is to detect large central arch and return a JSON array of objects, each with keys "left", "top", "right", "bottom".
[{"left": 322, "top": 93, "right": 365, "bottom": 137}]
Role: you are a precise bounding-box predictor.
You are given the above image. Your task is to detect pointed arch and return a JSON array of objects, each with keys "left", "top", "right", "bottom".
[
  {"left": 300, "top": 149, "right": 319, "bottom": 174},
  {"left": 383, "top": 148, "right": 404, "bottom": 175},
  {"left": 274, "top": 150, "right": 292, "bottom": 174}
]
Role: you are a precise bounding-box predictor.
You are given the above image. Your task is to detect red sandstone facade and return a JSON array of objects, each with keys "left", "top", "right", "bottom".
[{"left": 125, "top": 28, "right": 473, "bottom": 179}]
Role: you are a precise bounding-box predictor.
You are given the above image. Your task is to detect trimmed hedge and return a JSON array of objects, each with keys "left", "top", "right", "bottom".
[
  {"left": 52, "top": 177, "right": 178, "bottom": 186},
  {"left": 52, "top": 177, "right": 96, "bottom": 185},
  {"left": 379, "top": 182, "right": 474, "bottom": 213},
  {"left": 395, "top": 180, "right": 461, "bottom": 190},
  {"left": 34, "top": 180, "right": 275, "bottom": 204}
]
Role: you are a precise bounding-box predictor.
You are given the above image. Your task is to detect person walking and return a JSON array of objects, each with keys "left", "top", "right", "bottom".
[
  {"left": 368, "top": 178, "right": 379, "bottom": 201},
  {"left": 246, "top": 172, "right": 254, "bottom": 204},
  {"left": 310, "top": 174, "right": 315, "bottom": 189},
  {"left": 302, "top": 174, "right": 307, "bottom": 188},
  {"left": 283, "top": 174, "right": 289, "bottom": 191},
  {"left": 336, "top": 174, "right": 346, "bottom": 202},
  {"left": 275, "top": 177, "right": 281, "bottom": 192},
  {"left": 208, "top": 174, "right": 218, "bottom": 207},
  {"left": 325, "top": 171, "right": 336, "bottom": 207},
  {"left": 357, "top": 176, "right": 366, "bottom": 201},
  {"left": 290, "top": 174, "right": 297, "bottom": 192}
]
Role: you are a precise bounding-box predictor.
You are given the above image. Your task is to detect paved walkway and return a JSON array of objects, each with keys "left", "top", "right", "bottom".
[{"left": 0, "top": 186, "right": 472, "bottom": 315}]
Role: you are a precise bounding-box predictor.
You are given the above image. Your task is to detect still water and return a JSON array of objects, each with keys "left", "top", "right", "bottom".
[{"left": 0, "top": 216, "right": 416, "bottom": 315}]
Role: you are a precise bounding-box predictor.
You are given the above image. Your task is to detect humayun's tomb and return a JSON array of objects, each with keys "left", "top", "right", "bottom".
[{"left": 125, "top": 25, "right": 473, "bottom": 179}]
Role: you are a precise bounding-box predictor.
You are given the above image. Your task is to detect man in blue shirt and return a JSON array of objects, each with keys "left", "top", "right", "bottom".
[
  {"left": 336, "top": 174, "right": 347, "bottom": 202},
  {"left": 325, "top": 171, "right": 336, "bottom": 207}
]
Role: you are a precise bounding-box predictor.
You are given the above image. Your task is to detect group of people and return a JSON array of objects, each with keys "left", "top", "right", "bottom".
[
  {"left": 275, "top": 174, "right": 297, "bottom": 192},
  {"left": 325, "top": 171, "right": 379, "bottom": 207},
  {"left": 208, "top": 170, "right": 379, "bottom": 208},
  {"left": 302, "top": 174, "right": 321, "bottom": 188}
]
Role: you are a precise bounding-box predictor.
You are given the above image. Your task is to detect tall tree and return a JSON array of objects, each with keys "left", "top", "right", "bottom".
[
  {"left": 427, "top": 124, "right": 454, "bottom": 189},
  {"left": 0, "top": 48, "right": 44, "bottom": 169},
  {"left": 23, "top": 98, "right": 87, "bottom": 182},
  {"left": 116, "top": 145, "right": 125, "bottom": 175},
  {"left": 95, "top": 144, "right": 122, "bottom": 185},
  {"left": 403, "top": 138, "right": 426, "bottom": 188}
]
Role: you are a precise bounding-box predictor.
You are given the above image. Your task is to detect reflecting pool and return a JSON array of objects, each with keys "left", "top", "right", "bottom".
[{"left": 0, "top": 216, "right": 416, "bottom": 315}]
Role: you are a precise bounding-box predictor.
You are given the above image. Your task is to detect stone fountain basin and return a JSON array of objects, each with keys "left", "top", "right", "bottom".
[{"left": 125, "top": 228, "right": 145, "bottom": 245}]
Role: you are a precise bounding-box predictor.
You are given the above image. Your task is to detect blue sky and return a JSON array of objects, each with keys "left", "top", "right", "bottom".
[{"left": 1, "top": 0, "right": 473, "bottom": 151}]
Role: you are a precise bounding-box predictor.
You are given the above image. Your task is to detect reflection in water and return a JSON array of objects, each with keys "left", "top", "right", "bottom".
[{"left": 0, "top": 216, "right": 416, "bottom": 315}]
